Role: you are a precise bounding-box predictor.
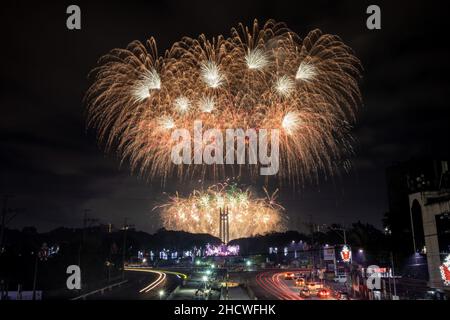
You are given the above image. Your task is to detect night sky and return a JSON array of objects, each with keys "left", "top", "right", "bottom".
[{"left": 1, "top": 1, "right": 449, "bottom": 233}]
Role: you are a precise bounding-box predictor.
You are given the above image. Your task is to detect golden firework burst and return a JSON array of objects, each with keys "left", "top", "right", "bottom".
[
  {"left": 86, "top": 19, "right": 362, "bottom": 185},
  {"left": 155, "top": 183, "right": 286, "bottom": 240}
]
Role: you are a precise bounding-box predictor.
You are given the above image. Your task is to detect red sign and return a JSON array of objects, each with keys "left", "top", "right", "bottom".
[
  {"left": 440, "top": 254, "right": 450, "bottom": 286},
  {"left": 340, "top": 245, "right": 352, "bottom": 263}
]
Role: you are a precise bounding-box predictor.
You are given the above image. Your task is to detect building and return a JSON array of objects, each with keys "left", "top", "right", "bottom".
[
  {"left": 408, "top": 191, "right": 450, "bottom": 295},
  {"left": 385, "top": 159, "right": 450, "bottom": 254}
]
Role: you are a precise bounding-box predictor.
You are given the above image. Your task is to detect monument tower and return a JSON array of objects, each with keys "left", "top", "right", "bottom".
[{"left": 219, "top": 207, "right": 230, "bottom": 244}]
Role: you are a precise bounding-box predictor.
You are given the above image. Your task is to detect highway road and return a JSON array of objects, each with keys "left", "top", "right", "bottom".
[
  {"left": 84, "top": 267, "right": 340, "bottom": 300},
  {"left": 86, "top": 268, "right": 185, "bottom": 300},
  {"left": 254, "top": 271, "right": 303, "bottom": 300},
  {"left": 252, "top": 270, "right": 336, "bottom": 300}
]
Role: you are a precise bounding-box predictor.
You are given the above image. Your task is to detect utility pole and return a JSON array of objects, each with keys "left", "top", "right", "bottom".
[
  {"left": 0, "top": 195, "right": 14, "bottom": 253},
  {"left": 329, "top": 224, "right": 347, "bottom": 245},
  {"left": 122, "top": 218, "right": 134, "bottom": 280},
  {"left": 32, "top": 252, "right": 39, "bottom": 300},
  {"left": 32, "top": 243, "right": 48, "bottom": 300},
  {"left": 390, "top": 251, "right": 398, "bottom": 299},
  {"left": 78, "top": 209, "right": 91, "bottom": 267},
  {"left": 388, "top": 271, "right": 392, "bottom": 299},
  {"left": 328, "top": 224, "right": 350, "bottom": 288},
  {"left": 309, "top": 214, "right": 315, "bottom": 280},
  {"left": 122, "top": 217, "right": 128, "bottom": 277},
  {"left": 77, "top": 209, "right": 96, "bottom": 291}
]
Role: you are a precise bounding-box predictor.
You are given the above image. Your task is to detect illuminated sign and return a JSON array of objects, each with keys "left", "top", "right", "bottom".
[
  {"left": 205, "top": 244, "right": 240, "bottom": 256},
  {"left": 439, "top": 254, "right": 450, "bottom": 286},
  {"left": 323, "top": 247, "right": 336, "bottom": 261},
  {"left": 340, "top": 245, "right": 352, "bottom": 263}
]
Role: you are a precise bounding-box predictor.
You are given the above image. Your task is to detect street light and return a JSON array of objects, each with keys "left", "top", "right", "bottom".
[
  {"left": 358, "top": 249, "right": 364, "bottom": 254},
  {"left": 159, "top": 289, "right": 165, "bottom": 300},
  {"left": 202, "top": 275, "right": 209, "bottom": 293}
]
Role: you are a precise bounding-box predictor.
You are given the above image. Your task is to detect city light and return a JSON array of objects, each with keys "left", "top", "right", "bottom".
[
  {"left": 439, "top": 253, "right": 450, "bottom": 286},
  {"left": 340, "top": 245, "right": 352, "bottom": 263},
  {"left": 205, "top": 244, "right": 240, "bottom": 257},
  {"left": 3, "top": 0, "right": 448, "bottom": 307}
]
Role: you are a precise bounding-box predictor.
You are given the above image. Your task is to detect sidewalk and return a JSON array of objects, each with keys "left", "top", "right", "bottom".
[{"left": 225, "top": 286, "right": 251, "bottom": 300}]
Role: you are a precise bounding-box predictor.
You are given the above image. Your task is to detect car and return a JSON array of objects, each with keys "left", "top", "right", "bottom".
[
  {"left": 284, "top": 272, "right": 294, "bottom": 280},
  {"left": 317, "top": 289, "right": 331, "bottom": 299},
  {"left": 295, "top": 278, "right": 306, "bottom": 287},
  {"left": 334, "top": 274, "right": 347, "bottom": 283},
  {"left": 335, "top": 291, "right": 349, "bottom": 300},
  {"left": 299, "top": 288, "right": 311, "bottom": 298},
  {"left": 306, "top": 281, "right": 323, "bottom": 292}
]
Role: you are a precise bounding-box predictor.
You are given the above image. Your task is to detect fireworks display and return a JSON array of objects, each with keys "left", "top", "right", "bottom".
[
  {"left": 86, "top": 19, "right": 362, "bottom": 185},
  {"left": 155, "top": 183, "right": 286, "bottom": 240}
]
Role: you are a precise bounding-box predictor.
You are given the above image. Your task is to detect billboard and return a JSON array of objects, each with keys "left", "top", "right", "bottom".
[{"left": 323, "top": 247, "right": 336, "bottom": 261}]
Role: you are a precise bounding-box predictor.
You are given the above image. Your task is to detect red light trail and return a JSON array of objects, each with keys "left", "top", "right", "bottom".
[{"left": 255, "top": 271, "right": 303, "bottom": 300}]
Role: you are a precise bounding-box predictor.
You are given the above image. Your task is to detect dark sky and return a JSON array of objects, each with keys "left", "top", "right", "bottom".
[{"left": 1, "top": 1, "right": 449, "bottom": 233}]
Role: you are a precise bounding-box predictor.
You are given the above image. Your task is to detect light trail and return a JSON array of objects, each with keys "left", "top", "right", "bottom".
[
  {"left": 256, "top": 270, "right": 337, "bottom": 300},
  {"left": 124, "top": 267, "right": 167, "bottom": 293},
  {"left": 139, "top": 271, "right": 166, "bottom": 293},
  {"left": 124, "top": 267, "right": 188, "bottom": 293},
  {"left": 157, "top": 269, "right": 188, "bottom": 280},
  {"left": 255, "top": 271, "right": 302, "bottom": 300}
]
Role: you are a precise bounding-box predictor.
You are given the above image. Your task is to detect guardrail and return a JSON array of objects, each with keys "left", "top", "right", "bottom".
[
  {"left": 167, "top": 285, "right": 181, "bottom": 300},
  {"left": 71, "top": 280, "right": 128, "bottom": 300},
  {"left": 241, "top": 280, "right": 258, "bottom": 300}
]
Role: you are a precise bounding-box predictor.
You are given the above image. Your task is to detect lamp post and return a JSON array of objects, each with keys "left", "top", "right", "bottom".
[
  {"left": 32, "top": 243, "right": 48, "bottom": 300},
  {"left": 202, "top": 275, "right": 209, "bottom": 299},
  {"left": 390, "top": 252, "right": 398, "bottom": 300},
  {"left": 32, "top": 252, "right": 39, "bottom": 300}
]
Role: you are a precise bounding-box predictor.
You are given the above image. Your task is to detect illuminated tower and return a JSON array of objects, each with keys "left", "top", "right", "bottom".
[{"left": 219, "top": 207, "right": 230, "bottom": 244}]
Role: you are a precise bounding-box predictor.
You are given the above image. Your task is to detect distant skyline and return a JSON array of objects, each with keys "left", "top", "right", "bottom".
[{"left": 1, "top": 1, "right": 449, "bottom": 234}]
